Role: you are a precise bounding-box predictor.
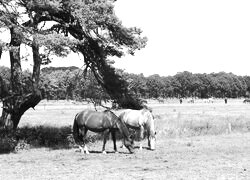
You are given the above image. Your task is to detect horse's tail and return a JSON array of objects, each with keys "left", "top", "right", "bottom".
[{"left": 73, "top": 113, "right": 81, "bottom": 144}]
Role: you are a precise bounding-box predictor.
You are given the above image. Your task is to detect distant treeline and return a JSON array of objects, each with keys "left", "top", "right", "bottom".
[{"left": 1, "top": 66, "right": 250, "bottom": 101}]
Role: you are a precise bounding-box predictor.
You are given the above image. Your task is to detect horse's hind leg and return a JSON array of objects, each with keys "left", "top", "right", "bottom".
[
  {"left": 79, "top": 127, "right": 89, "bottom": 154},
  {"left": 111, "top": 130, "right": 117, "bottom": 153},
  {"left": 139, "top": 126, "right": 144, "bottom": 150},
  {"left": 102, "top": 129, "right": 110, "bottom": 154}
]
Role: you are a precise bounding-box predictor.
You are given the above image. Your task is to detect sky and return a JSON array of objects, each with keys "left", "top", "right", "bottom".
[
  {"left": 1, "top": 0, "right": 250, "bottom": 76},
  {"left": 113, "top": 0, "right": 250, "bottom": 76}
]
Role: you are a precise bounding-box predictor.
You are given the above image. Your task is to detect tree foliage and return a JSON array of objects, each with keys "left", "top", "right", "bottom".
[
  {"left": 39, "top": 68, "right": 250, "bottom": 100},
  {"left": 0, "top": 0, "right": 147, "bottom": 129},
  {"left": 4, "top": 66, "right": 248, "bottom": 101},
  {"left": 39, "top": 67, "right": 250, "bottom": 100},
  {"left": 120, "top": 71, "right": 250, "bottom": 99}
]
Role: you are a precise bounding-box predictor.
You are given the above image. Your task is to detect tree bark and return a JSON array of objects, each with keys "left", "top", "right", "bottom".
[
  {"left": 0, "top": 27, "right": 42, "bottom": 130},
  {"left": 0, "top": 76, "right": 9, "bottom": 99},
  {"left": 0, "top": 45, "right": 2, "bottom": 59}
]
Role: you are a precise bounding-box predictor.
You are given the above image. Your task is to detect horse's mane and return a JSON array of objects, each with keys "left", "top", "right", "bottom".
[
  {"left": 103, "top": 109, "right": 116, "bottom": 116},
  {"left": 104, "top": 110, "right": 131, "bottom": 138},
  {"left": 103, "top": 109, "right": 110, "bottom": 113}
]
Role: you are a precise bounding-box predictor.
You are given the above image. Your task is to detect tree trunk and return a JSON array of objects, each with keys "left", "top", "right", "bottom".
[
  {"left": 1, "top": 91, "right": 42, "bottom": 129},
  {"left": 0, "top": 77, "right": 9, "bottom": 99},
  {"left": 0, "top": 45, "right": 2, "bottom": 59},
  {"left": 0, "top": 27, "right": 42, "bottom": 130}
]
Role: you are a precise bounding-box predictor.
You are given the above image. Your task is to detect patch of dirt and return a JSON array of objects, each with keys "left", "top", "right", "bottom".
[{"left": 1, "top": 133, "right": 250, "bottom": 179}]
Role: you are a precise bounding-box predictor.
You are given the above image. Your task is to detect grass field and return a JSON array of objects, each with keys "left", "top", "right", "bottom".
[
  {"left": 17, "top": 98, "right": 250, "bottom": 136},
  {"left": 1, "top": 99, "right": 250, "bottom": 179}
]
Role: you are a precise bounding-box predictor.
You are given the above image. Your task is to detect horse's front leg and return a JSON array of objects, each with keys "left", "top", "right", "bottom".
[
  {"left": 139, "top": 126, "right": 144, "bottom": 150},
  {"left": 111, "top": 130, "right": 118, "bottom": 153},
  {"left": 102, "top": 129, "right": 110, "bottom": 154},
  {"left": 147, "top": 135, "right": 151, "bottom": 148}
]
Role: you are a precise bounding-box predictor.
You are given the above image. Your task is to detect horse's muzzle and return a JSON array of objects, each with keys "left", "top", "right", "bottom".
[
  {"left": 126, "top": 145, "right": 134, "bottom": 153},
  {"left": 150, "top": 147, "right": 156, "bottom": 151}
]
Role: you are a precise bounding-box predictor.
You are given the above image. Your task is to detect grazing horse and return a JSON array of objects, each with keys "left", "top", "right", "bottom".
[
  {"left": 208, "top": 97, "right": 214, "bottom": 103},
  {"left": 203, "top": 98, "right": 214, "bottom": 103},
  {"left": 119, "top": 109, "right": 156, "bottom": 150},
  {"left": 187, "top": 98, "right": 194, "bottom": 103},
  {"left": 243, "top": 99, "right": 250, "bottom": 103},
  {"left": 73, "top": 109, "right": 134, "bottom": 154}
]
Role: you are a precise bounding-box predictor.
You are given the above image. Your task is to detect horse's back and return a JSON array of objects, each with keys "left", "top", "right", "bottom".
[
  {"left": 75, "top": 109, "right": 114, "bottom": 130},
  {"left": 120, "top": 109, "right": 144, "bottom": 128},
  {"left": 243, "top": 99, "right": 250, "bottom": 103},
  {"left": 75, "top": 109, "right": 93, "bottom": 125}
]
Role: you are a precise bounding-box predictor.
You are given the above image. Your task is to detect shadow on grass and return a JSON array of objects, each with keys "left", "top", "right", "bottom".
[
  {"left": 0, "top": 125, "right": 105, "bottom": 154},
  {"left": 0, "top": 125, "right": 152, "bottom": 154},
  {"left": 88, "top": 150, "right": 126, "bottom": 154},
  {"left": 76, "top": 150, "right": 132, "bottom": 155}
]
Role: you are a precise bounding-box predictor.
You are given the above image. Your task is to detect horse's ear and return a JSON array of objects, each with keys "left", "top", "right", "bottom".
[{"left": 155, "top": 131, "right": 157, "bottom": 135}]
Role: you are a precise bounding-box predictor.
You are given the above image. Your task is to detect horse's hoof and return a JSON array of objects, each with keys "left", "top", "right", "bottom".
[
  {"left": 76, "top": 147, "right": 84, "bottom": 153},
  {"left": 129, "top": 150, "right": 135, "bottom": 154},
  {"left": 102, "top": 151, "right": 107, "bottom": 154},
  {"left": 114, "top": 151, "right": 119, "bottom": 154}
]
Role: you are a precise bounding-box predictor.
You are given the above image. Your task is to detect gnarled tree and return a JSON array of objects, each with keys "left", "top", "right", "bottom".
[{"left": 0, "top": 0, "right": 147, "bottom": 129}]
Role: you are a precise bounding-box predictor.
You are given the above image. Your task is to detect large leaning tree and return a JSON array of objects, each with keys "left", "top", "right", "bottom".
[{"left": 0, "top": 0, "right": 147, "bottom": 130}]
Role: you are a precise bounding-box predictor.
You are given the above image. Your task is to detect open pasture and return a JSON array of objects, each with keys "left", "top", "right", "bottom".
[{"left": 1, "top": 99, "right": 250, "bottom": 179}]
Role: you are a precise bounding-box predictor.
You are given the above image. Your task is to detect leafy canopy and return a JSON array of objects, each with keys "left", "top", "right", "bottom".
[{"left": 0, "top": 0, "right": 148, "bottom": 109}]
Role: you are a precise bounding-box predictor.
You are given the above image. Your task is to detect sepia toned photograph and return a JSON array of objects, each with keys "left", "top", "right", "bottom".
[{"left": 0, "top": 0, "right": 250, "bottom": 179}]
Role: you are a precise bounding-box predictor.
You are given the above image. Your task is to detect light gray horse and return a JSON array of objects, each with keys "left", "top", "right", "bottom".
[{"left": 119, "top": 109, "right": 156, "bottom": 150}]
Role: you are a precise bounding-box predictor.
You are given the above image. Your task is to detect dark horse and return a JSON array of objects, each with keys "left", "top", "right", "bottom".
[
  {"left": 243, "top": 99, "right": 250, "bottom": 103},
  {"left": 73, "top": 109, "right": 134, "bottom": 154}
]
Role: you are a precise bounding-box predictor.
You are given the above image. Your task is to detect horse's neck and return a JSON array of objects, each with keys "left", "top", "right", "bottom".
[{"left": 116, "top": 117, "right": 130, "bottom": 139}]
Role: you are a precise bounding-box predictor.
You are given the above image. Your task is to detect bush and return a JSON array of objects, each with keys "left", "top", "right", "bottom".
[
  {"left": 16, "top": 125, "right": 73, "bottom": 148},
  {"left": 0, "top": 130, "right": 17, "bottom": 154},
  {"left": 0, "top": 126, "right": 74, "bottom": 153}
]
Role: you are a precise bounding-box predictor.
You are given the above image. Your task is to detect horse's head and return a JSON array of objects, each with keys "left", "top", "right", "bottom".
[
  {"left": 148, "top": 130, "right": 156, "bottom": 150},
  {"left": 145, "top": 110, "right": 156, "bottom": 150},
  {"left": 124, "top": 137, "right": 134, "bottom": 153},
  {"left": 108, "top": 110, "right": 134, "bottom": 153}
]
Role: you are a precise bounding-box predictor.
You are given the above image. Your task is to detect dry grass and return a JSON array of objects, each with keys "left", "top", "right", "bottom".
[
  {"left": 152, "top": 100, "right": 250, "bottom": 138},
  {"left": 1, "top": 99, "right": 250, "bottom": 149},
  {"left": 1, "top": 132, "right": 250, "bottom": 179},
  {"left": 7, "top": 99, "right": 250, "bottom": 149},
  {"left": 1, "top": 99, "right": 250, "bottom": 137},
  {"left": 1, "top": 99, "right": 250, "bottom": 179}
]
